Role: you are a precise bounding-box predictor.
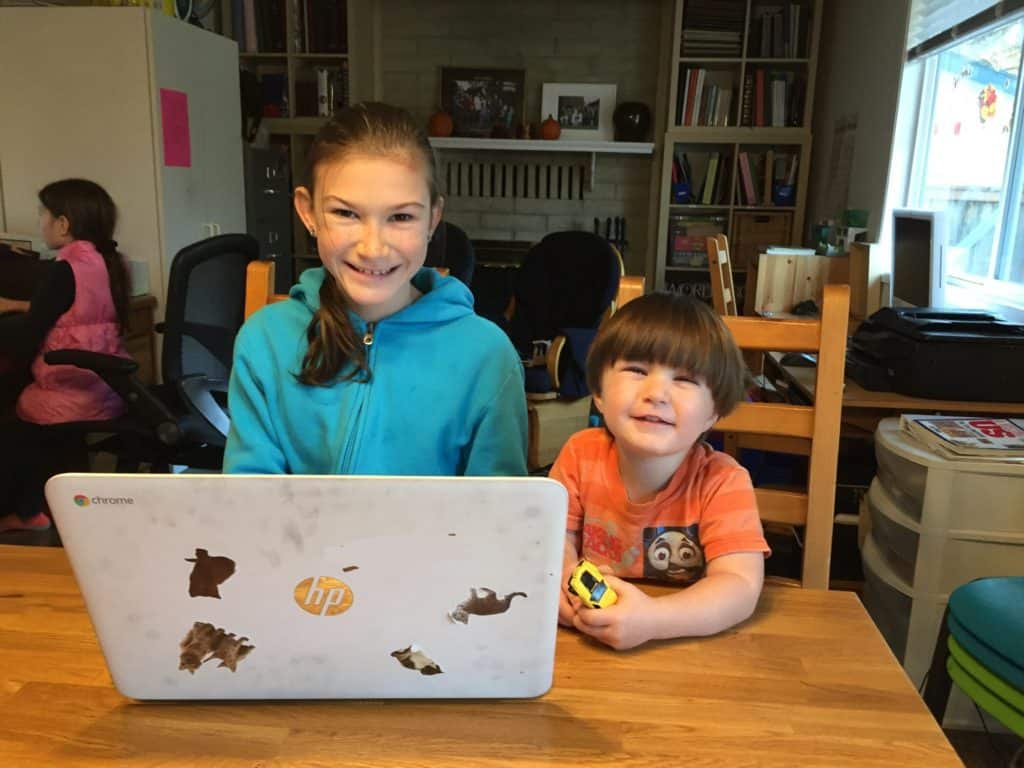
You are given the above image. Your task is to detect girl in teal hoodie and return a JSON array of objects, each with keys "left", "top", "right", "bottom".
[{"left": 224, "top": 103, "right": 527, "bottom": 476}]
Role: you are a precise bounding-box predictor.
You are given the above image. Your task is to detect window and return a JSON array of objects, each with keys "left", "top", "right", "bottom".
[{"left": 903, "top": 14, "right": 1024, "bottom": 314}]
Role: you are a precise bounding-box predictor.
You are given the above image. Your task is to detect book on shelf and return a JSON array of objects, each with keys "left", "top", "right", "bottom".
[
  {"left": 677, "top": 69, "right": 734, "bottom": 127},
  {"left": 762, "top": 148, "right": 774, "bottom": 204},
  {"left": 305, "top": 0, "right": 348, "bottom": 54},
  {"left": 754, "top": 69, "right": 765, "bottom": 126},
  {"left": 700, "top": 152, "right": 721, "bottom": 204},
  {"left": 741, "top": 151, "right": 757, "bottom": 205},
  {"left": 750, "top": 3, "right": 809, "bottom": 58},
  {"left": 314, "top": 62, "right": 350, "bottom": 116},
  {"left": 740, "top": 72, "right": 754, "bottom": 126},
  {"left": 899, "top": 414, "right": 1024, "bottom": 460},
  {"left": 741, "top": 69, "right": 805, "bottom": 127},
  {"left": 680, "top": 0, "right": 745, "bottom": 57},
  {"left": 236, "top": 0, "right": 285, "bottom": 53}
]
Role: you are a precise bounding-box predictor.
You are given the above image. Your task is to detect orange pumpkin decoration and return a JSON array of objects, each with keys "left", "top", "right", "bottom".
[
  {"left": 428, "top": 110, "right": 454, "bottom": 137},
  {"left": 540, "top": 114, "right": 561, "bottom": 140}
]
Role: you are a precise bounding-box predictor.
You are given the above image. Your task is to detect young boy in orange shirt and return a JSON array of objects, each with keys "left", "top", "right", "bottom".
[{"left": 551, "top": 292, "right": 769, "bottom": 650}]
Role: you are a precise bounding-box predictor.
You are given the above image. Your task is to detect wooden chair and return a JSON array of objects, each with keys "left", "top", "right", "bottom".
[
  {"left": 716, "top": 283, "right": 850, "bottom": 589},
  {"left": 705, "top": 233, "right": 796, "bottom": 457},
  {"left": 706, "top": 234, "right": 738, "bottom": 316}
]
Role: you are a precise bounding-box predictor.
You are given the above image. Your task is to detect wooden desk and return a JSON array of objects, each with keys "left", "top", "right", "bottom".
[
  {"left": 0, "top": 545, "right": 961, "bottom": 767},
  {"left": 772, "top": 352, "right": 1024, "bottom": 434}
]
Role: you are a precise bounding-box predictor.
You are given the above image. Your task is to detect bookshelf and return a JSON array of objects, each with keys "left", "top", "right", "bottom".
[
  {"left": 222, "top": 0, "right": 370, "bottom": 278},
  {"left": 652, "top": 0, "right": 822, "bottom": 303}
]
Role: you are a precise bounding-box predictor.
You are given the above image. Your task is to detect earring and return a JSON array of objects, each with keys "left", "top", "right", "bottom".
[{"left": 308, "top": 227, "right": 316, "bottom": 237}]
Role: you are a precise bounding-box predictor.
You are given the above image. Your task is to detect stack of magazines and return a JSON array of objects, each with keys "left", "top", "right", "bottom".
[{"left": 899, "top": 414, "right": 1024, "bottom": 461}]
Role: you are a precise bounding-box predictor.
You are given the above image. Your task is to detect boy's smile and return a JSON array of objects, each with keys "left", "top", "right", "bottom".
[{"left": 594, "top": 361, "right": 718, "bottom": 465}]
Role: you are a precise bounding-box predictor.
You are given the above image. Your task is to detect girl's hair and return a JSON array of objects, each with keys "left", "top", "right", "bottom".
[
  {"left": 586, "top": 292, "right": 748, "bottom": 418},
  {"left": 298, "top": 101, "right": 440, "bottom": 386},
  {"left": 38, "top": 179, "right": 129, "bottom": 333}
]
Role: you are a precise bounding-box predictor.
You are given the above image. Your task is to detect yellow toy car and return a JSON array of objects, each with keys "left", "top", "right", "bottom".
[{"left": 567, "top": 559, "right": 618, "bottom": 609}]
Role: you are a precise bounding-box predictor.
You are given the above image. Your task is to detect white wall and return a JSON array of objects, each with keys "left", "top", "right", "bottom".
[
  {"left": 376, "top": 0, "right": 662, "bottom": 273},
  {"left": 0, "top": 8, "right": 165, "bottom": 299},
  {"left": 805, "top": 0, "right": 911, "bottom": 242},
  {"left": 149, "top": 11, "right": 246, "bottom": 289}
]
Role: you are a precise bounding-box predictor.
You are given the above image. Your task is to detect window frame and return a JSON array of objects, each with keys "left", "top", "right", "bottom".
[{"left": 903, "top": 10, "right": 1024, "bottom": 316}]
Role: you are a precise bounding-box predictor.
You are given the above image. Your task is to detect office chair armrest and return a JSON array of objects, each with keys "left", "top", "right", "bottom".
[
  {"left": 546, "top": 336, "right": 566, "bottom": 392},
  {"left": 177, "top": 374, "right": 230, "bottom": 444},
  {"left": 44, "top": 349, "right": 138, "bottom": 376},
  {"left": 547, "top": 327, "right": 597, "bottom": 399},
  {"left": 44, "top": 348, "right": 184, "bottom": 446}
]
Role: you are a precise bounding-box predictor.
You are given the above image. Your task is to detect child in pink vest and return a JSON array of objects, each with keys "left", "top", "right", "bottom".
[{"left": 0, "top": 179, "right": 130, "bottom": 532}]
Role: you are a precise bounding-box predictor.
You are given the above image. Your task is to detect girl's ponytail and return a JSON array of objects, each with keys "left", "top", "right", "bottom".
[{"left": 96, "top": 238, "right": 130, "bottom": 334}]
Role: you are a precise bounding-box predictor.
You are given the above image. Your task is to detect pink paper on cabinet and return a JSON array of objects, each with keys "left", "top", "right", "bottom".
[{"left": 160, "top": 88, "right": 191, "bottom": 168}]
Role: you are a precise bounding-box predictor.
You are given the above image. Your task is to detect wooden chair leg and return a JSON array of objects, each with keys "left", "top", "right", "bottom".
[{"left": 922, "top": 605, "right": 954, "bottom": 723}]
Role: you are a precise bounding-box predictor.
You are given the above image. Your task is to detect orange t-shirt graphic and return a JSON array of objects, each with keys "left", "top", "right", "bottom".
[{"left": 550, "top": 429, "right": 770, "bottom": 584}]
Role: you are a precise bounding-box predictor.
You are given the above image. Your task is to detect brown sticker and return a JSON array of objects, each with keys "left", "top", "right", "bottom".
[
  {"left": 178, "top": 621, "right": 254, "bottom": 674},
  {"left": 448, "top": 587, "right": 527, "bottom": 624},
  {"left": 184, "top": 549, "right": 236, "bottom": 599},
  {"left": 391, "top": 645, "right": 443, "bottom": 675}
]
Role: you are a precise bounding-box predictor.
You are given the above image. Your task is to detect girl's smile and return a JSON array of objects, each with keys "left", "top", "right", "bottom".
[{"left": 296, "top": 154, "right": 443, "bottom": 323}]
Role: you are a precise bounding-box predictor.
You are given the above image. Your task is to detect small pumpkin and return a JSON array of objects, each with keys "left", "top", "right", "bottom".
[
  {"left": 428, "top": 110, "right": 454, "bottom": 137},
  {"left": 540, "top": 114, "right": 561, "bottom": 140}
]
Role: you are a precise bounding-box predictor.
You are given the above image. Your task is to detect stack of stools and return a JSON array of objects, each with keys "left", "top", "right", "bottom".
[{"left": 924, "top": 576, "right": 1024, "bottom": 737}]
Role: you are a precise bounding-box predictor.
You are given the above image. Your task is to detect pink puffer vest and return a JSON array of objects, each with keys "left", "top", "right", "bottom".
[{"left": 17, "top": 240, "right": 130, "bottom": 424}]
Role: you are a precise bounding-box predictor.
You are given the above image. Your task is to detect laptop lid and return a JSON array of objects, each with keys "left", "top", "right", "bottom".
[{"left": 45, "top": 474, "right": 567, "bottom": 700}]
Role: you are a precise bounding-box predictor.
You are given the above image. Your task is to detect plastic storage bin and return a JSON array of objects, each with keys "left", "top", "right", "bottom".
[{"left": 860, "top": 418, "right": 1024, "bottom": 730}]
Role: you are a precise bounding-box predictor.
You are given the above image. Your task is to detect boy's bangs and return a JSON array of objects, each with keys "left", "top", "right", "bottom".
[{"left": 609, "top": 312, "right": 718, "bottom": 383}]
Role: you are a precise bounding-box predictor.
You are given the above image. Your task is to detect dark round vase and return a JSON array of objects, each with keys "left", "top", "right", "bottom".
[{"left": 613, "top": 102, "right": 652, "bottom": 142}]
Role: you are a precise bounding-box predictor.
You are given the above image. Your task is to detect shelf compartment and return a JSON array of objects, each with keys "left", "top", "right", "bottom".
[{"left": 675, "top": 63, "right": 742, "bottom": 127}]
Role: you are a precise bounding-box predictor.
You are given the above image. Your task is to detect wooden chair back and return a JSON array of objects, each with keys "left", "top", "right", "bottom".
[
  {"left": 706, "top": 234, "right": 738, "bottom": 316},
  {"left": 716, "top": 283, "right": 850, "bottom": 589}
]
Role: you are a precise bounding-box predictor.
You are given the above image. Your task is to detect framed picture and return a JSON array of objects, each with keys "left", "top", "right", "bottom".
[
  {"left": 440, "top": 67, "right": 526, "bottom": 138},
  {"left": 541, "top": 83, "right": 617, "bottom": 141}
]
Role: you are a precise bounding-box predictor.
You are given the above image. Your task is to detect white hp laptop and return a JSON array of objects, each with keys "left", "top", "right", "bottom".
[{"left": 45, "top": 474, "right": 567, "bottom": 700}]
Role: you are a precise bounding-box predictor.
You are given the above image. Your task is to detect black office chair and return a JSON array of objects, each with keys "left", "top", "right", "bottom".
[
  {"left": 505, "top": 231, "right": 621, "bottom": 398},
  {"left": 45, "top": 233, "right": 259, "bottom": 471},
  {"left": 424, "top": 221, "right": 475, "bottom": 287}
]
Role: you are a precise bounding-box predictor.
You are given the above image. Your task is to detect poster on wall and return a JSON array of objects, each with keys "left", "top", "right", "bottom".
[{"left": 160, "top": 88, "right": 192, "bottom": 168}]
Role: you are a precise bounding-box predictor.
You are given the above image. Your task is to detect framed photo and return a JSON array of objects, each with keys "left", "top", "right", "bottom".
[
  {"left": 440, "top": 67, "right": 526, "bottom": 138},
  {"left": 541, "top": 83, "right": 618, "bottom": 141}
]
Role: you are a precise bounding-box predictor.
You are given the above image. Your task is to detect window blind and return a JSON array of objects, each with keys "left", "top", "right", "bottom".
[{"left": 907, "top": 0, "right": 1023, "bottom": 58}]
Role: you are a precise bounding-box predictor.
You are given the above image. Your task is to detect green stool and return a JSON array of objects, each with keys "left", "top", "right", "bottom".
[{"left": 924, "top": 576, "right": 1024, "bottom": 737}]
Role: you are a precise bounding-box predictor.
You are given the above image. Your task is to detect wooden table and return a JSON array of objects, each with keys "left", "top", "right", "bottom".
[{"left": 0, "top": 545, "right": 962, "bottom": 767}]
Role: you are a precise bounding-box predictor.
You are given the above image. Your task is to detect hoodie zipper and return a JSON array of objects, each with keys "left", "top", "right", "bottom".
[{"left": 339, "top": 322, "right": 376, "bottom": 473}]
